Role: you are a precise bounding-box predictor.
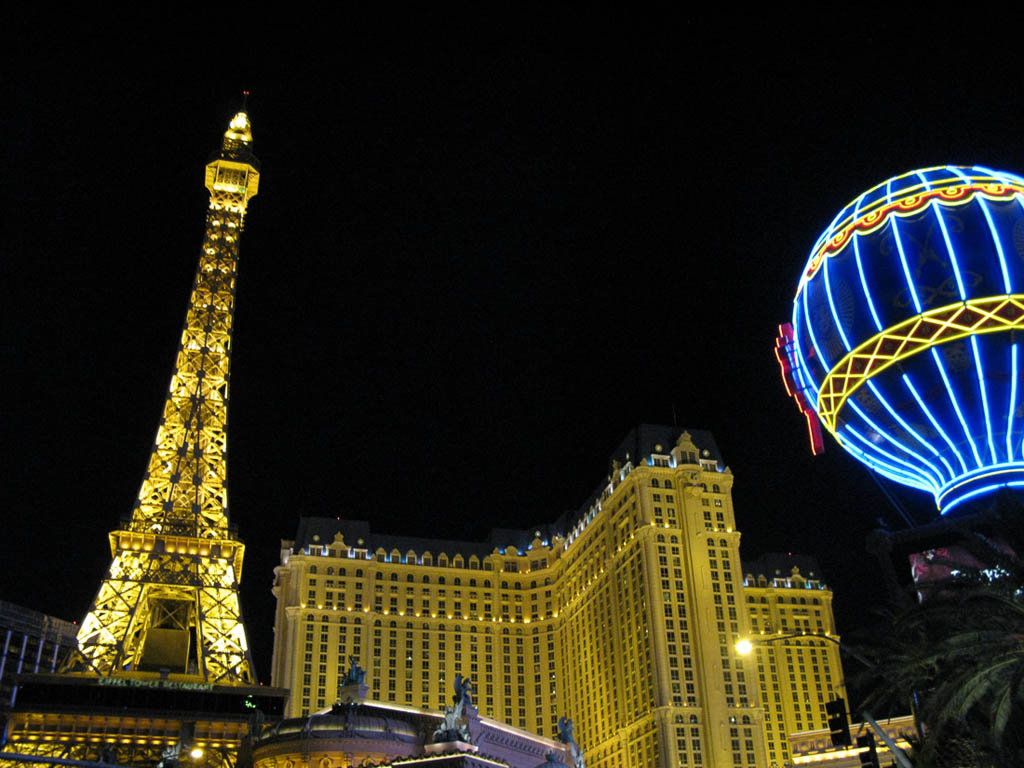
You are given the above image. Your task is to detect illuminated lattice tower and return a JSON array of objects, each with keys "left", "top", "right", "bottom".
[{"left": 70, "top": 110, "right": 260, "bottom": 684}]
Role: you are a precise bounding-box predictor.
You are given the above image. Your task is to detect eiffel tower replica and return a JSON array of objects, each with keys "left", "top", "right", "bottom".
[{"left": 2, "top": 104, "right": 286, "bottom": 768}]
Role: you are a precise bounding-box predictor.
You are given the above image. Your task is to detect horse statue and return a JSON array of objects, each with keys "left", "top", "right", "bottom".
[
  {"left": 342, "top": 655, "right": 366, "bottom": 686},
  {"left": 556, "top": 716, "right": 585, "bottom": 768}
]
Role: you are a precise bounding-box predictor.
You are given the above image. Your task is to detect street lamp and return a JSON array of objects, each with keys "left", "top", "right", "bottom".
[
  {"left": 734, "top": 632, "right": 912, "bottom": 768},
  {"left": 734, "top": 631, "right": 873, "bottom": 669}
]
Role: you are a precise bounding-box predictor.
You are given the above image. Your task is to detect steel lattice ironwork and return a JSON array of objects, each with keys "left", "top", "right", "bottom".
[{"left": 69, "top": 112, "right": 260, "bottom": 683}]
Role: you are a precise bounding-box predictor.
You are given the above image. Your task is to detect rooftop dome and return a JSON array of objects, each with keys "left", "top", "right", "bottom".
[{"left": 262, "top": 708, "right": 419, "bottom": 744}]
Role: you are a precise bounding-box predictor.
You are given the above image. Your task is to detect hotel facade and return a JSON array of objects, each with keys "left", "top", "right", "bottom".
[{"left": 271, "top": 425, "right": 846, "bottom": 768}]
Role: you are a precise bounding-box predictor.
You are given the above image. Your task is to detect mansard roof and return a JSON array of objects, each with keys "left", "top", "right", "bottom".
[{"left": 289, "top": 425, "right": 723, "bottom": 558}]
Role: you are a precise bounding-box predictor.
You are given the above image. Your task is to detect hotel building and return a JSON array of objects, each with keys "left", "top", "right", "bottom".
[
  {"left": 741, "top": 556, "right": 846, "bottom": 767},
  {"left": 272, "top": 425, "right": 845, "bottom": 768}
]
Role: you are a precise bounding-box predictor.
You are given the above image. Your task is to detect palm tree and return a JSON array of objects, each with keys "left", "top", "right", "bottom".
[{"left": 857, "top": 500, "right": 1024, "bottom": 767}]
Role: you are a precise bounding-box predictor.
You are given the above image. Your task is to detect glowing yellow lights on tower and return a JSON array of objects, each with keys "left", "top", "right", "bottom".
[
  {"left": 223, "top": 112, "right": 253, "bottom": 148},
  {"left": 67, "top": 109, "right": 261, "bottom": 685},
  {"left": 735, "top": 638, "right": 754, "bottom": 656}
]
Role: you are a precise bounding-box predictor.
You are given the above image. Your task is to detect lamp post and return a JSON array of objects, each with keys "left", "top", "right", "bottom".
[
  {"left": 734, "top": 631, "right": 874, "bottom": 669},
  {"left": 735, "top": 633, "right": 913, "bottom": 768}
]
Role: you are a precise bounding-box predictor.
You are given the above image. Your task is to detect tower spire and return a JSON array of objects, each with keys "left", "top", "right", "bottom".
[{"left": 70, "top": 109, "right": 260, "bottom": 683}]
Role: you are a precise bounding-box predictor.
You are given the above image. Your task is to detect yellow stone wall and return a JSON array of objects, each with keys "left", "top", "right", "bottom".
[{"left": 742, "top": 569, "right": 846, "bottom": 768}]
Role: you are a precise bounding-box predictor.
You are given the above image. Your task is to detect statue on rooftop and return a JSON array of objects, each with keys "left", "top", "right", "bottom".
[
  {"left": 342, "top": 655, "right": 365, "bottom": 686},
  {"left": 556, "top": 717, "right": 586, "bottom": 768},
  {"left": 431, "top": 672, "right": 475, "bottom": 744},
  {"left": 432, "top": 704, "right": 472, "bottom": 744},
  {"left": 453, "top": 673, "right": 474, "bottom": 709}
]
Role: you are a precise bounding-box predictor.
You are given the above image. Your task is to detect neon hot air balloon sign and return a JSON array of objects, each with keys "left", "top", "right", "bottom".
[{"left": 777, "top": 166, "right": 1024, "bottom": 515}]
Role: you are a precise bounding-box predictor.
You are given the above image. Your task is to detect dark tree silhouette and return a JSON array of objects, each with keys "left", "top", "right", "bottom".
[{"left": 856, "top": 495, "right": 1024, "bottom": 767}]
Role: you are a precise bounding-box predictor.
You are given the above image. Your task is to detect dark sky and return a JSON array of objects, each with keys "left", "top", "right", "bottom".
[{"left": 4, "top": 19, "right": 1023, "bottom": 678}]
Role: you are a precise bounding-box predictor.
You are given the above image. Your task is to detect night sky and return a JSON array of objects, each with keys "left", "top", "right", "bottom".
[{"left": 4, "top": 20, "right": 1023, "bottom": 679}]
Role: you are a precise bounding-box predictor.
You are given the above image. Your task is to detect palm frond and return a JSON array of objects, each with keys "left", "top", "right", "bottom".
[{"left": 855, "top": 521, "right": 1024, "bottom": 765}]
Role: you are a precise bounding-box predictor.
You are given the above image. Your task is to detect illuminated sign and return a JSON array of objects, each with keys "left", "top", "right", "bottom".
[
  {"left": 781, "top": 166, "right": 1024, "bottom": 513},
  {"left": 97, "top": 677, "right": 214, "bottom": 691},
  {"left": 775, "top": 323, "right": 824, "bottom": 455}
]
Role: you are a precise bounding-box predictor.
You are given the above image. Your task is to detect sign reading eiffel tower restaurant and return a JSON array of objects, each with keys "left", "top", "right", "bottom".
[{"left": 1, "top": 105, "right": 286, "bottom": 768}]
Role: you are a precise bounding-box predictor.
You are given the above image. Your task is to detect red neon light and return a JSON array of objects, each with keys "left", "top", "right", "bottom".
[
  {"left": 775, "top": 323, "right": 824, "bottom": 455},
  {"left": 804, "top": 181, "right": 1024, "bottom": 280}
]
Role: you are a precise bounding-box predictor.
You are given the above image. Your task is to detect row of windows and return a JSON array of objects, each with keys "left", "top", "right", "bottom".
[
  {"left": 649, "top": 477, "right": 724, "bottom": 494},
  {"left": 305, "top": 548, "right": 551, "bottom": 571},
  {"left": 309, "top": 567, "right": 554, "bottom": 590},
  {"left": 748, "top": 595, "right": 824, "bottom": 606}
]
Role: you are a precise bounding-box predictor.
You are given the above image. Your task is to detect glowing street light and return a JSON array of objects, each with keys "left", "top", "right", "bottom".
[
  {"left": 734, "top": 634, "right": 911, "bottom": 767},
  {"left": 734, "top": 632, "right": 871, "bottom": 667}
]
